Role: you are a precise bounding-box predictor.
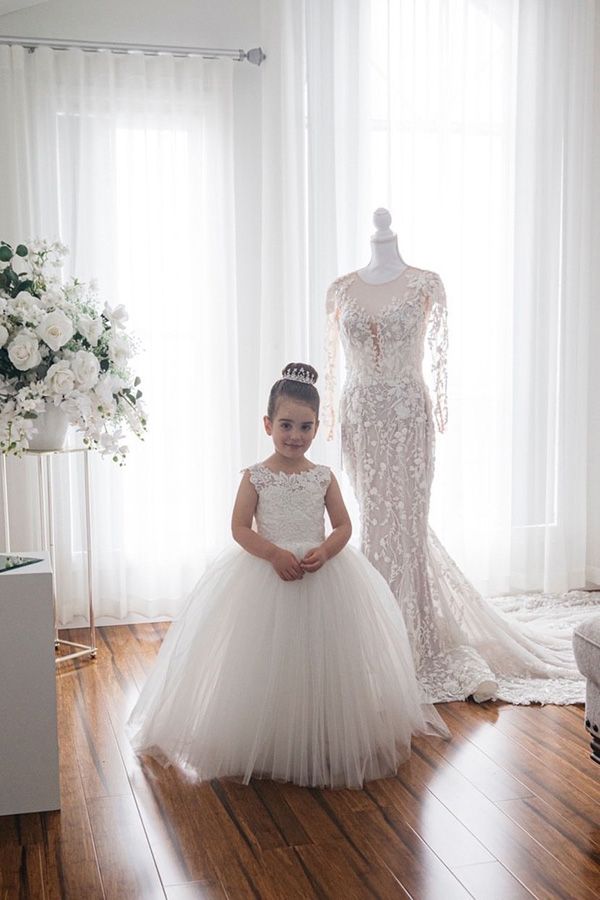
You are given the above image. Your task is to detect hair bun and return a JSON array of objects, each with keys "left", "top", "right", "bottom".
[{"left": 281, "top": 362, "right": 318, "bottom": 385}]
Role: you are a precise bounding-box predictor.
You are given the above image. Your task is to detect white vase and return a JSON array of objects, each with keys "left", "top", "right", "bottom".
[{"left": 28, "top": 406, "right": 71, "bottom": 452}]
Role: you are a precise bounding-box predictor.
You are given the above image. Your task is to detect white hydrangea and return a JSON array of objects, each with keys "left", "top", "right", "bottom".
[{"left": 11, "top": 291, "right": 40, "bottom": 325}]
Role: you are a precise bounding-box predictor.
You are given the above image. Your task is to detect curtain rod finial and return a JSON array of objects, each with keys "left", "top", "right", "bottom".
[{"left": 246, "top": 47, "right": 266, "bottom": 66}]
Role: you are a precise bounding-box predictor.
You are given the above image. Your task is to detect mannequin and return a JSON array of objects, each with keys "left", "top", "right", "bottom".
[{"left": 357, "top": 207, "right": 407, "bottom": 285}]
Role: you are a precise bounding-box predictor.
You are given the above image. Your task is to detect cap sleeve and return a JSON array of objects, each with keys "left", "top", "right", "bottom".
[{"left": 244, "top": 465, "right": 274, "bottom": 492}]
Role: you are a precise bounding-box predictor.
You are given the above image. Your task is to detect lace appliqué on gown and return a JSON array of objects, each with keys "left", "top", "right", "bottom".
[{"left": 325, "top": 267, "right": 593, "bottom": 705}]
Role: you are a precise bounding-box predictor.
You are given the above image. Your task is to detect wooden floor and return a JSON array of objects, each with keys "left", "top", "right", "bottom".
[{"left": 2, "top": 625, "right": 600, "bottom": 900}]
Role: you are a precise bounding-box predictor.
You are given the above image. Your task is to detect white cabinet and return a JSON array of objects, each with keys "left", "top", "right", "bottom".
[{"left": 0, "top": 553, "right": 60, "bottom": 815}]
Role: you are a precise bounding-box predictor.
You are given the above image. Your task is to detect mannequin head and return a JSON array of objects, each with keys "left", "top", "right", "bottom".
[{"left": 371, "top": 207, "right": 395, "bottom": 243}]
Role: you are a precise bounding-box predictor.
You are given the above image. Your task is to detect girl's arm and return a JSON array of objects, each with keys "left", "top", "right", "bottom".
[
  {"left": 231, "top": 471, "right": 304, "bottom": 581},
  {"left": 301, "top": 473, "right": 352, "bottom": 572}
]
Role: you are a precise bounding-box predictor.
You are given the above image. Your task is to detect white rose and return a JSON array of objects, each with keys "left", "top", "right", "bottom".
[
  {"left": 71, "top": 350, "right": 100, "bottom": 391},
  {"left": 108, "top": 334, "right": 130, "bottom": 366},
  {"left": 46, "top": 360, "right": 76, "bottom": 397},
  {"left": 7, "top": 331, "right": 42, "bottom": 371},
  {"left": 0, "top": 324, "right": 8, "bottom": 348},
  {"left": 78, "top": 314, "right": 103, "bottom": 347},
  {"left": 104, "top": 303, "right": 129, "bottom": 328},
  {"left": 36, "top": 309, "right": 75, "bottom": 351}
]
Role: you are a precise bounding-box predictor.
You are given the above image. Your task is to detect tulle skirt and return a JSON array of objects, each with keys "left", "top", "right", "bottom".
[{"left": 127, "top": 541, "right": 449, "bottom": 789}]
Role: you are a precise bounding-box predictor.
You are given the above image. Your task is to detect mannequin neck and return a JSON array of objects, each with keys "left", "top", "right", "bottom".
[{"left": 358, "top": 236, "right": 407, "bottom": 285}]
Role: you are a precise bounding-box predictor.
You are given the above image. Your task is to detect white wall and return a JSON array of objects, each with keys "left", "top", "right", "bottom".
[{"left": 0, "top": 0, "right": 264, "bottom": 446}]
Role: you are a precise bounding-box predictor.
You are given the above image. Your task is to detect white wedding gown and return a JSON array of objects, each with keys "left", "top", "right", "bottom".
[
  {"left": 127, "top": 463, "right": 448, "bottom": 788},
  {"left": 326, "top": 266, "right": 596, "bottom": 704}
]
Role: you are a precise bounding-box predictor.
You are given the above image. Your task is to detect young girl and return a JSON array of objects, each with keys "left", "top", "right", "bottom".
[{"left": 127, "top": 363, "right": 449, "bottom": 788}]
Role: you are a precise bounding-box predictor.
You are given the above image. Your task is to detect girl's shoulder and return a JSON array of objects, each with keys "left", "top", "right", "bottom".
[{"left": 242, "top": 462, "right": 332, "bottom": 492}]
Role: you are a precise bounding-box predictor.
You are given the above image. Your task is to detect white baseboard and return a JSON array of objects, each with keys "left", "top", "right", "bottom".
[{"left": 59, "top": 612, "right": 172, "bottom": 629}]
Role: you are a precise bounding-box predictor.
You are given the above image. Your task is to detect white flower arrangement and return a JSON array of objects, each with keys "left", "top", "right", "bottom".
[{"left": 0, "top": 239, "right": 147, "bottom": 462}]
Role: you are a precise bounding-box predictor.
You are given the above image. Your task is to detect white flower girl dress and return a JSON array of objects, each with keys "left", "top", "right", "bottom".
[{"left": 127, "top": 463, "right": 449, "bottom": 789}]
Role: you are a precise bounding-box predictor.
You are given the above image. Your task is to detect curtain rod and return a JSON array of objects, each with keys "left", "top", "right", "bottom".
[{"left": 0, "top": 35, "right": 266, "bottom": 65}]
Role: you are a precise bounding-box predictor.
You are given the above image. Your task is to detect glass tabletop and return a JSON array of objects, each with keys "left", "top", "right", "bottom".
[{"left": 0, "top": 554, "right": 43, "bottom": 573}]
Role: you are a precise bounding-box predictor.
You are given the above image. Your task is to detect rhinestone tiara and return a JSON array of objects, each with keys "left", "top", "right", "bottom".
[{"left": 283, "top": 366, "right": 315, "bottom": 385}]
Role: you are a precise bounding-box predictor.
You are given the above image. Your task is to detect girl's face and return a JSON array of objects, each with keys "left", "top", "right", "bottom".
[{"left": 264, "top": 398, "right": 319, "bottom": 461}]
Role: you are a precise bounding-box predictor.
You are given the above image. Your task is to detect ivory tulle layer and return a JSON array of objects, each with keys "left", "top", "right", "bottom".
[{"left": 127, "top": 541, "right": 448, "bottom": 789}]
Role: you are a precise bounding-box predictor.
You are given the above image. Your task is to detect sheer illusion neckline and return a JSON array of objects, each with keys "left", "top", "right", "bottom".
[
  {"left": 343, "top": 267, "right": 417, "bottom": 321},
  {"left": 342, "top": 293, "right": 405, "bottom": 322},
  {"left": 354, "top": 265, "right": 414, "bottom": 287}
]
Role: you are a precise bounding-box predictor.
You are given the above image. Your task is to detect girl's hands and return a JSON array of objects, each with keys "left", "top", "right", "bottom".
[
  {"left": 269, "top": 545, "right": 329, "bottom": 580},
  {"left": 270, "top": 548, "right": 304, "bottom": 581},
  {"left": 300, "top": 546, "right": 328, "bottom": 573}
]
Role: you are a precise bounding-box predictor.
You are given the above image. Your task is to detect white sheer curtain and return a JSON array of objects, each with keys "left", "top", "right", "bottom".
[
  {"left": 262, "top": 0, "right": 598, "bottom": 595},
  {"left": 0, "top": 45, "right": 240, "bottom": 622}
]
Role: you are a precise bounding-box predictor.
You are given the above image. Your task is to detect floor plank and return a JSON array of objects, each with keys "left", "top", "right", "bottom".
[
  {"left": 87, "top": 794, "right": 165, "bottom": 899},
  {"left": 164, "top": 884, "right": 227, "bottom": 900},
  {"left": 294, "top": 840, "right": 412, "bottom": 900},
  {"left": 453, "top": 860, "right": 534, "bottom": 899}
]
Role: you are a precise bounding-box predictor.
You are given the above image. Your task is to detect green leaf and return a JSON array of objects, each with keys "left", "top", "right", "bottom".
[
  {"left": 0, "top": 246, "right": 12, "bottom": 262},
  {"left": 134, "top": 376, "right": 141, "bottom": 386},
  {"left": 136, "top": 390, "right": 142, "bottom": 399},
  {"left": 15, "top": 244, "right": 28, "bottom": 257}
]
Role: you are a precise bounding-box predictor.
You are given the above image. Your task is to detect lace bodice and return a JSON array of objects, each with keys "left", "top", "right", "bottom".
[
  {"left": 324, "top": 267, "right": 448, "bottom": 438},
  {"left": 247, "top": 464, "right": 332, "bottom": 548}
]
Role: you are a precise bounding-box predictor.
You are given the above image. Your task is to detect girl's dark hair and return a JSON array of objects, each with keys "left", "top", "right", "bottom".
[{"left": 267, "top": 362, "right": 320, "bottom": 419}]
